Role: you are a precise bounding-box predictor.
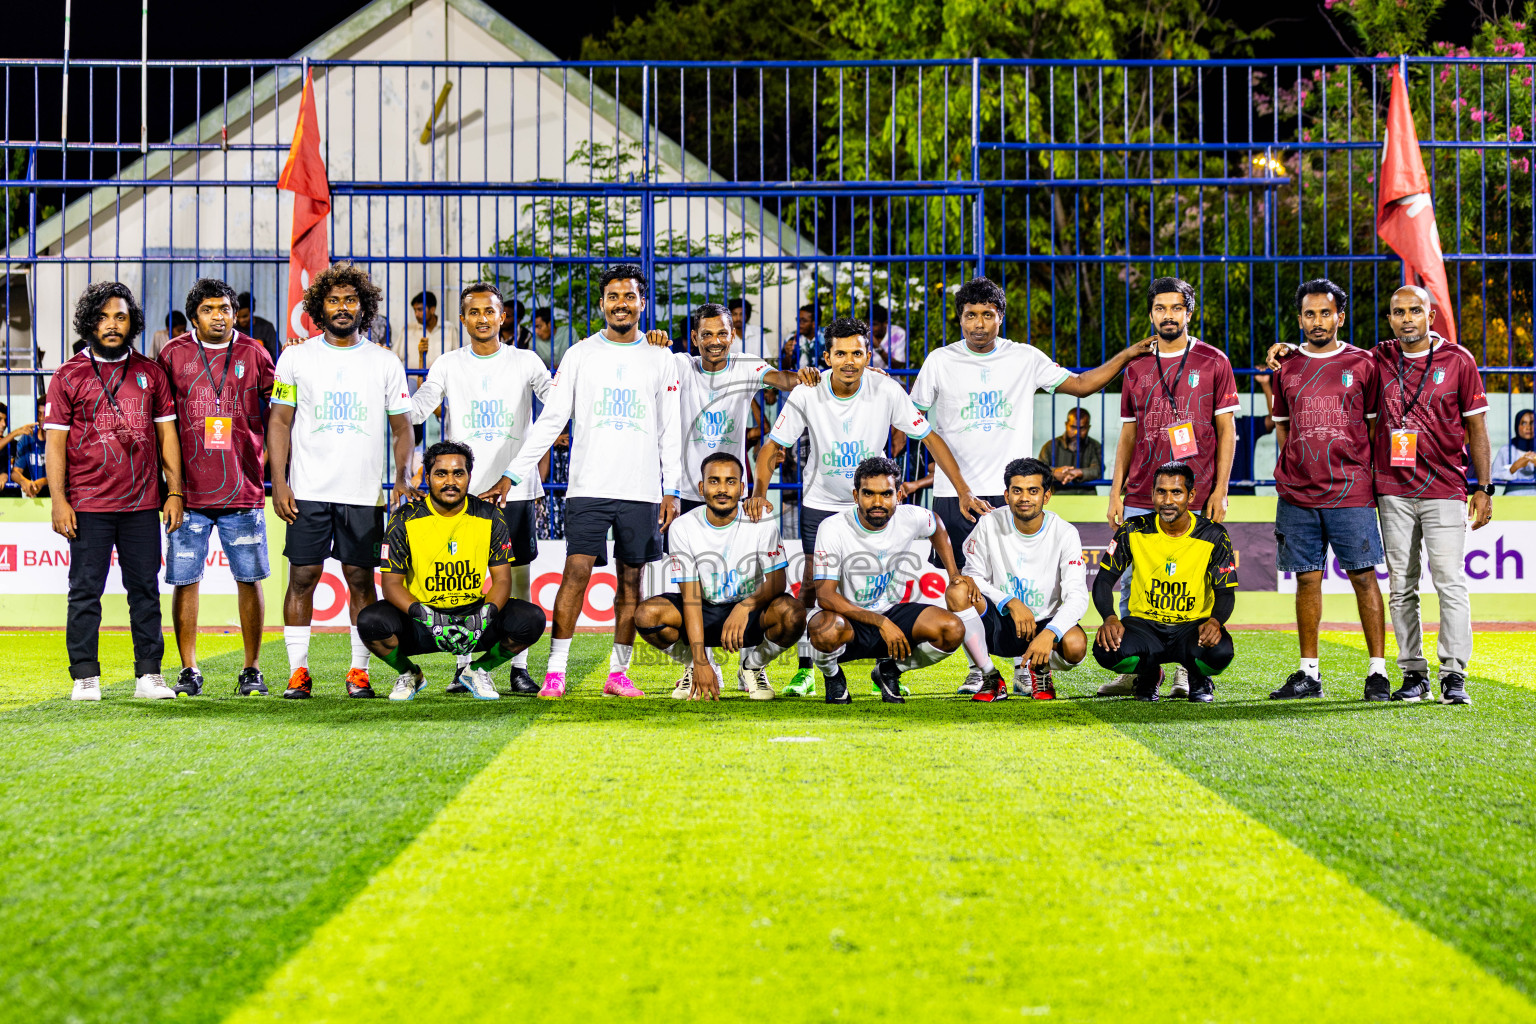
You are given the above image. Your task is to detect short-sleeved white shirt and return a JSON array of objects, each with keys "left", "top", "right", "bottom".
[
  {"left": 273, "top": 336, "right": 411, "bottom": 506},
  {"left": 909, "top": 338, "right": 1070, "bottom": 498},
  {"left": 812, "top": 504, "right": 937, "bottom": 615},
  {"left": 768, "top": 373, "right": 931, "bottom": 512},
  {"left": 411, "top": 345, "right": 553, "bottom": 498},
  {"left": 675, "top": 353, "right": 771, "bottom": 503},
  {"left": 961, "top": 508, "right": 1090, "bottom": 631},
  {"left": 667, "top": 505, "right": 788, "bottom": 605}
]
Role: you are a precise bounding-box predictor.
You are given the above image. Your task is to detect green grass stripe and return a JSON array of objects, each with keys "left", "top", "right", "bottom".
[
  {"left": 0, "top": 631, "right": 247, "bottom": 710},
  {"left": 1319, "top": 629, "right": 1536, "bottom": 692},
  {"left": 224, "top": 667, "right": 1533, "bottom": 1023}
]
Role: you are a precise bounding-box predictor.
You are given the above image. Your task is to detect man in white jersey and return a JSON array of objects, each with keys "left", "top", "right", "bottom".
[
  {"left": 807, "top": 456, "right": 967, "bottom": 703},
  {"left": 410, "top": 281, "right": 552, "bottom": 694},
  {"left": 269, "top": 263, "right": 416, "bottom": 699},
  {"left": 945, "top": 456, "right": 1089, "bottom": 702},
  {"left": 635, "top": 452, "right": 806, "bottom": 700},
  {"left": 747, "top": 316, "right": 984, "bottom": 699},
  {"left": 503, "top": 265, "right": 683, "bottom": 699},
  {"left": 912, "top": 276, "right": 1148, "bottom": 696}
]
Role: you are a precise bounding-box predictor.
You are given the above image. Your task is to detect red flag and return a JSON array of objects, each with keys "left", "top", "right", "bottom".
[
  {"left": 1377, "top": 68, "right": 1457, "bottom": 346},
  {"left": 277, "top": 69, "right": 330, "bottom": 341}
]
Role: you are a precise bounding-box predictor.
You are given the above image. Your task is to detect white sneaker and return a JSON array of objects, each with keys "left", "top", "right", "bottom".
[
  {"left": 671, "top": 665, "right": 693, "bottom": 700},
  {"left": 388, "top": 666, "right": 426, "bottom": 701},
  {"left": 134, "top": 674, "right": 175, "bottom": 699},
  {"left": 1168, "top": 666, "right": 1190, "bottom": 699},
  {"left": 1012, "top": 665, "right": 1032, "bottom": 696},
  {"left": 71, "top": 676, "right": 102, "bottom": 701},
  {"left": 738, "top": 666, "right": 775, "bottom": 701},
  {"left": 957, "top": 666, "right": 985, "bottom": 695},
  {"left": 461, "top": 667, "right": 501, "bottom": 701},
  {"left": 1097, "top": 673, "right": 1137, "bottom": 696}
]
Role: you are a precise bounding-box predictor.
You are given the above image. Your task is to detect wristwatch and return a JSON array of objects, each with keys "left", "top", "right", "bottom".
[{"left": 1480, "top": 484, "right": 1496, "bottom": 496}]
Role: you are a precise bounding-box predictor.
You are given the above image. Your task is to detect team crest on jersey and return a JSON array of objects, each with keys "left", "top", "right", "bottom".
[
  {"left": 448, "top": 540, "right": 458, "bottom": 556},
  {"left": 1433, "top": 368, "right": 1446, "bottom": 384},
  {"left": 979, "top": 367, "right": 991, "bottom": 384},
  {"left": 1341, "top": 370, "right": 1353, "bottom": 388},
  {"left": 1164, "top": 558, "right": 1177, "bottom": 577},
  {"left": 135, "top": 372, "right": 148, "bottom": 389},
  {"left": 841, "top": 417, "right": 853, "bottom": 433},
  {"left": 235, "top": 360, "right": 246, "bottom": 379},
  {"left": 1187, "top": 370, "right": 1200, "bottom": 388}
]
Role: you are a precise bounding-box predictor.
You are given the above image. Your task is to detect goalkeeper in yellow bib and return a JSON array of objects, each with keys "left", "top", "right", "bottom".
[{"left": 357, "top": 440, "right": 547, "bottom": 700}]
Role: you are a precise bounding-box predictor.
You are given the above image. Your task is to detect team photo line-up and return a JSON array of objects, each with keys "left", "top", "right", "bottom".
[{"left": 42, "top": 259, "right": 1493, "bottom": 706}]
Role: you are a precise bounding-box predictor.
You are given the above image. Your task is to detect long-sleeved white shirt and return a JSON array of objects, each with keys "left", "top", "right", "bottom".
[
  {"left": 961, "top": 508, "right": 1089, "bottom": 636},
  {"left": 504, "top": 332, "right": 682, "bottom": 502}
]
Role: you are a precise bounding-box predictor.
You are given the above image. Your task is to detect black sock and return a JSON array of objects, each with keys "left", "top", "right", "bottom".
[{"left": 798, "top": 655, "right": 812, "bottom": 669}]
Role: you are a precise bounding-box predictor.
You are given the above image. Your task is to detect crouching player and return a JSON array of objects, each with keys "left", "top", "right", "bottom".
[
  {"left": 807, "top": 457, "right": 966, "bottom": 703},
  {"left": 356, "top": 441, "right": 546, "bottom": 701},
  {"left": 635, "top": 452, "right": 805, "bottom": 700},
  {"left": 1090, "top": 462, "right": 1237, "bottom": 702},
  {"left": 945, "top": 457, "right": 1089, "bottom": 701}
]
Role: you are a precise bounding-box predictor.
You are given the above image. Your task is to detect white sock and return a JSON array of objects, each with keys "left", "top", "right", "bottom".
[
  {"left": 456, "top": 653, "right": 473, "bottom": 669},
  {"left": 798, "top": 638, "right": 814, "bottom": 660},
  {"left": 547, "top": 637, "right": 571, "bottom": 675},
  {"left": 1368, "top": 657, "right": 1388, "bottom": 677},
  {"left": 812, "top": 645, "right": 843, "bottom": 676},
  {"left": 1299, "top": 657, "right": 1320, "bottom": 680},
  {"left": 349, "top": 626, "right": 371, "bottom": 671},
  {"left": 1049, "top": 650, "right": 1074, "bottom": 673},
  {"left": 661, "top": 640, "right": 689, "bottom": 665},
  {"left": 609, "top": 643, "right": 633, "bottom": 673},
  {"left": 897, "top": 640, "right": 951, "bottom": 673},
  {"left": 284, "top": 625, "right": 311, "bottom": 672},
  {"left": 955, "top": 606, "right": 992, "bottom": 672},
  {"left": 1014, "top": 656, "right": 1024, "bottom": 670},
  {"left": 511, "top": 648, "right": 529, "bottom": 670},
  {"left": 743, "top": 638, "right": 788, "bottom": 671}
]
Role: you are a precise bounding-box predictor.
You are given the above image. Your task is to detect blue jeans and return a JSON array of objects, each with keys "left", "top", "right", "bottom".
[
  {"left": 1274, "top": 497, "right": 1384, "bottom": 574},
  {"left": 164, "top": 507, "right": 270, "bottom": 585}
]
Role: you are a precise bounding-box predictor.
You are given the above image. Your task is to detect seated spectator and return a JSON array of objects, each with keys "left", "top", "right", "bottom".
[
  {"left": 780, "top": 303, "right": 821, "bottom": 370},
  {"left": 1493, "top": 409, "right": 1536, "bottom": 495},
  {"left": 10, "top": 418, "right": 47, "bottom": 497},
  {"left": 1227, "top": 367, "right": 1276, "bottom": 496},
  {"left": 1038, "top": 408, "right": 1104, "bottom": 495},
  {"left": 532, "top": 306, "right": 577, "bottom": 369},
  {"left": 870, "top": 303, "right": 908, "bottom": 370},
  {"left": 235, "top": 292, "right": 280, "bottom": 363},
  {"left": 728, "top": 296, "right": 772, "bottom": 358},
  {"left": 150, "top": 311, "right": 188, "bottom": 357}
]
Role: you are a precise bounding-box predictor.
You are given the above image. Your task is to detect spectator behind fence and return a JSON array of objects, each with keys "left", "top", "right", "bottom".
[
  {"left": 1493, "top": 408, "right": 1536, "bottom": 494},
  {"left": 728, "top": 296, "right": 771, "bottom": 358},
  {"left": 531, "top": 306, "right": 577, "bottom": 369},
  {"left": 501, "top": 299, "right": 535, "bottom": 349},
  {"left": 11, "top": 416, "right": 48, "bottom": 498},
  {"left": 236, "top": 292, "right": 280, "bottom": 364},
  {"left": 1227, "top": 368, "right": 1277, "bottom": 496},
  {"left": 870, "top": 303, "right": 908, "bottom": 370},
  {"left": 406, "top": 291, "right": 440, "bottom": 370},
  {"left": 150, "top": 311, "right": 188, "bottom": 357},
  {"left": 780, "top": 303, "right": 821, "bottom": 370},
  {"left": 1038, "top": 408, "right": 1104, "bottom": 495}
]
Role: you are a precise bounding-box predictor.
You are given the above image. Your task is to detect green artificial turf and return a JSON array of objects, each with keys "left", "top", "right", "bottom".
[{"left": 0, "top": 630, "right": 1532, "bottom": 1023}]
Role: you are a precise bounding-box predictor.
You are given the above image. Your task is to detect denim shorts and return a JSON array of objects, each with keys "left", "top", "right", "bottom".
[
  {"left": 1274, "top": 497, "right": 1384, "bottom": 574},
  {"left": 165, "top": 507, "right": 271, "bottom": 585}
]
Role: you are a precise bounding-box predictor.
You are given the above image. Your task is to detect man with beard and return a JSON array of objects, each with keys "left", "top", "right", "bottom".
[
  {"left": 1091, "top": 463, "right": 1238, "bottom": 703},
  {"left": 806, "top": 457, "right": 967, "bottom": 704},
  {"left": 414, "top": 282, "right": 551, "bottom": 695},
  {"left": 158, "top": 278, "right": 277, "bottom": 697},
  {"left": 502, "top": 265, "right": 683, "bottom": 699},
  {"left": 1100, "top": 277, "right": 1240, "bottom": 698},
  {"left": 635, "top": 452, "right": 805, "bottom": 700},
  {"left": 46, "top": 282, "right": 184, "bottom": 700},
  {"left": 269, "top": 262, "right": 417, "bottom": 699},
  {"left": 1266, "top": 279, "right": 1390, "bottom": 702},
  {"left": 357, "top": 441, "right": 547, "bottom": 702}
]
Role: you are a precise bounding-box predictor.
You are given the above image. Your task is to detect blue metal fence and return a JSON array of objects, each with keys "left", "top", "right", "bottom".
[{"left": 3, "top": 56, "right": 1533, "bottom": 507}]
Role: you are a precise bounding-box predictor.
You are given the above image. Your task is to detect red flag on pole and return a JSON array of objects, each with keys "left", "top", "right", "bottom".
[
  {"left": 1377, "top": 67, "right": 1456, "bottom": 346},
  {"left": 277, "top": 68, "right": 330, "bottom": 341}
]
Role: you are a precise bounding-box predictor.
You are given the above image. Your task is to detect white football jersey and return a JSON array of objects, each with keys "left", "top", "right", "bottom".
[
  {"left": 667, "top": 505, "right": 788, "bottom": 605},
  {"left": 812, "top": 504, "right": 937, "bottom": 614},
  {"left": 961, "top": 508, "right": 1089, "bottom": 629}
]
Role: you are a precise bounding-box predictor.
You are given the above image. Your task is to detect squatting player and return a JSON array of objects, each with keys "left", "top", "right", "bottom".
[
  {"left": 1092, "top": 463, "right": 1238, "bottom": 702},
  {"left": 635, "top": 452, "right": 806, "bottom": 700},
  {"left": 357, "top": 441, "right": 547, "bottom": 701},
  {"left": 944, "top": 457, "right": 1089, "bottom": 702},
  {"left": 807, "top": 457, "right": 966, "bottom": 704}
]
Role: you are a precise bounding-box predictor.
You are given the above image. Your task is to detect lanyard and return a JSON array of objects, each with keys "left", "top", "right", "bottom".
[
  {"left": 1391, "top": 342, "right": 1436, "bottom": 427},
  {"left": 1156, "top": 341, "right": 1194, "bottom": 412},
  {"left": 196, "top": 337, "right": 235, "bottom": 413},
  {"left": 87, "top": 350, "right": 130, "bottom": 418}
]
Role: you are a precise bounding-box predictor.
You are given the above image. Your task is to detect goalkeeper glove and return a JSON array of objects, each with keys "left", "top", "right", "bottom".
[{"left": 409, "top": 602, "right": 477, "bottom": 655}]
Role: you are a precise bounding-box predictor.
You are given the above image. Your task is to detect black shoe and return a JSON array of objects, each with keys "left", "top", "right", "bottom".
[
  {"left": 1439, "top": 673, "right": 1471, "bottom": 705},
  {"left": 1187, "top": 673, "right": 1215, "bottom": 703},
  {"left": 1362, "top": 672, "right": 1391, "bottom": 702},
  {"left": 172, "top": 667, "right": 204, "bottom": 697},
  {"left": 824, "top": 669, "right": 851, "bottom": 704},
  {"left": 506, "top": 666, "right": 539, "bottom": 694},
  {"left": 446, "top": 665, "right": 470, "bottom": 694},
  {"left": 236, "top": 667, "right": 268, "bottom": 696},
  {"left": 1269, "top": 670, "right": 1322, "bottom": 700},
  {"left": 282, "top": 669, "right": 312, "bottom": 699},
  {"left": 872, "top": 659, "right": 905, "bottom": 704},
  {"left": 1133, "top": 669, "right": 1162, "bottom": 702},
  {"left": 346, "top": 669, "right": 378, "bottom": 699},
  {"left": 1390, "top": 670, "right": 1431, "bottom": 702}
]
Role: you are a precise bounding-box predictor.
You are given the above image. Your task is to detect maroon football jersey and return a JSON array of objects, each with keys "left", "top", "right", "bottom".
[
  {"left": 1373, "top": 339, "right": 1488, "bottom": 501},
  {"left": 43, "top": 350, "right": 176, "bottom": 512},
  {"left": 158, "top": 331, "right": 275, "bottom": 509},
  {"left": 1270, "top": 343, "right": 1380, "bottom": 508},
  {"left": 1119, "top": 340, "right": 1241, "bottom": 508}
]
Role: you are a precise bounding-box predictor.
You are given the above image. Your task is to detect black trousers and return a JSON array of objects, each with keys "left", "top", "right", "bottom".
[
  {"left": 1091, "top": 616, "right": 1234, "bottom": 683},
  {"left": 68, "top": 509, "right": 164, "bottom": 679},
  {"left": 356, "top": 599, "right": 547, "bottom": 657}
]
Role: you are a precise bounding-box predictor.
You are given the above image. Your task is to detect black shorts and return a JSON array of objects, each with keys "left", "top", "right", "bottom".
[
  {"left": 564, "top": 497, "right": 664, "bottom": 566},
  {"left": 981, "top": 606, "right": 1060, "bottom": 658},
  {"left": 1090, "top": 615, "right": 1235, "bottom": 679},
  {"left": 285, "top": 500, "right": 385, "bottom": 567},
  {"left": 680, "top": 498, "right": 706, "bottom": 516},
  {"left": 799, "top": 503, "right": 843, "bottom": 554},
  {"left": 659, "top": 593, "right": 766, "bottom": 648},
  {"left": 929, "top": 494, "right": 1005, "bottom": 568},
  {"left": 503, "top": 499, "right": 538, "bottom": 567},
  {"left": 356, "top": 598, "right": 546, "bottom": 657},
  {"left": 842, "top": 601, "right": 928, "bottom": 662}
]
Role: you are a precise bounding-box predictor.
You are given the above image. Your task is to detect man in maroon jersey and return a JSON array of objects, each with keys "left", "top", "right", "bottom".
[
  {"left": 1267, "top": 279, "right": 1391, "bottom": 702},
  {"left": 1100, "top": 277, "right": 1239, "bottom": 697},
  {"left": 158, "top": 279, "right": 277, "bottom": 698},
  {"left": 45, "top": 282, "right": 185, "bottom": 701},
  {"left": 1375, "top": 285, "right": 1490, "bottom": 705}
]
